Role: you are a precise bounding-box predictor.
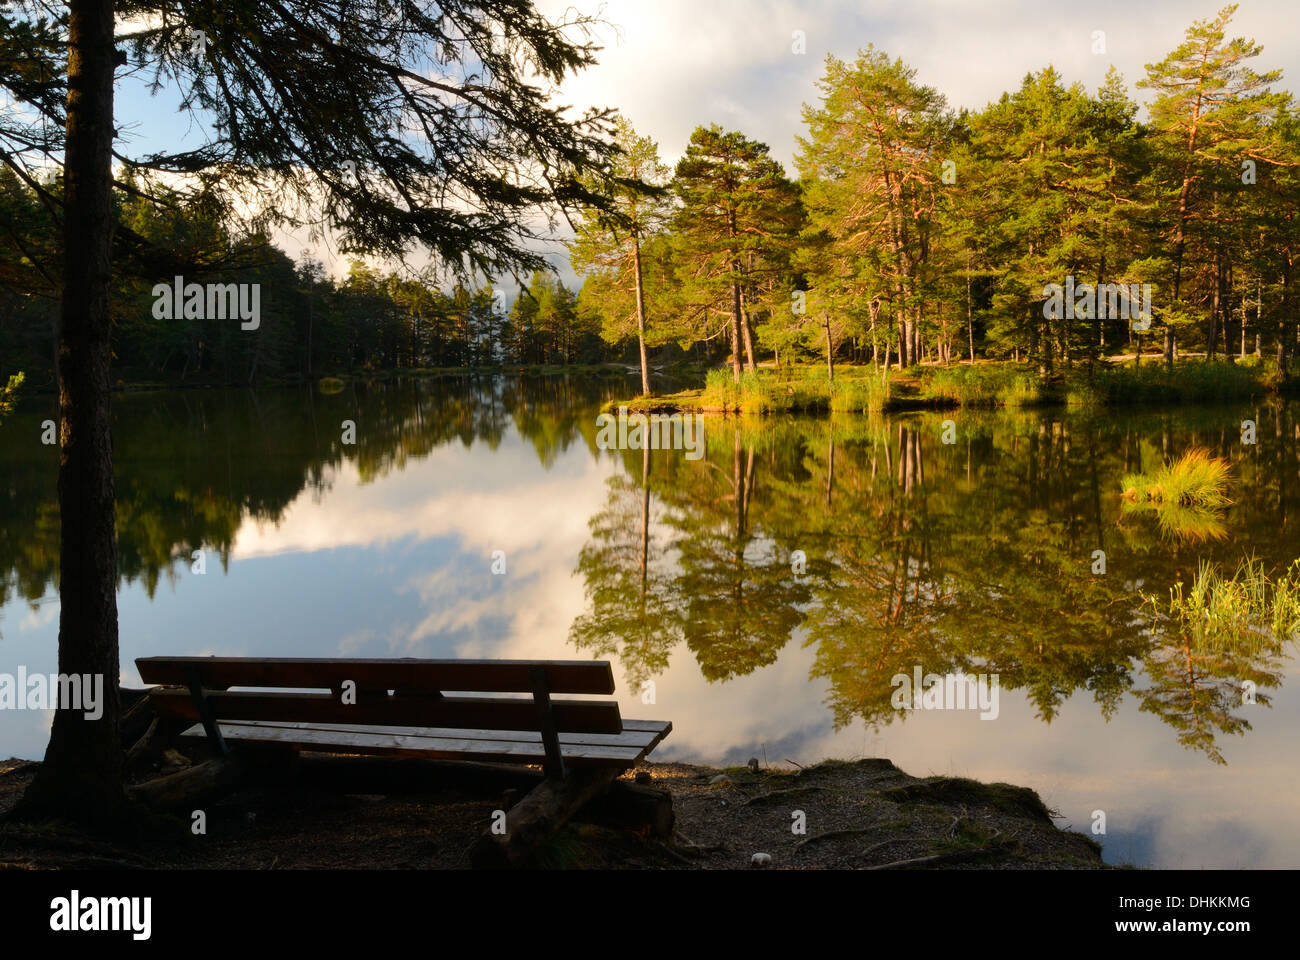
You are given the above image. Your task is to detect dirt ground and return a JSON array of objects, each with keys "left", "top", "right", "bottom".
[{"left": 0, "top": 754, "right": 1106, "bottom": 870}]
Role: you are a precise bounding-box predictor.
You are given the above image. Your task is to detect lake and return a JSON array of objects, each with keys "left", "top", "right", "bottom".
[{"left": 1, "top": 374, "right": 1297, "bottom": 868}]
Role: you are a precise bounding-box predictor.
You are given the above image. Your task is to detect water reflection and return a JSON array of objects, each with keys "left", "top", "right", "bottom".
[
  {"left": 1, "top": 376, "right": 1298, "bottom": 865},
  {"left": 0, "top": 375, "right": 626, "bottom": 608},
  {"left": 572, "top": 406, "right": 1299, "bottom": 766}
]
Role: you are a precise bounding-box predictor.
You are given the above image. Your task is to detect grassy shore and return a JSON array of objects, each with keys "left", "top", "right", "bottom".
[
  {"left": 0, "top": 363, "right": 643, "bottom": 396},
  {"left": 609, "top": 358, "right": 1289, "bottom": 415}
]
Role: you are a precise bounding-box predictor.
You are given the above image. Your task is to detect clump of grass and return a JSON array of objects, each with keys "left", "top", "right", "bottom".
[
  {"left": 1064, "top": 378, "right": 1106, "bottom": 407},
  {"left": 829, "top": 369, "right": 891, "bottom": 413},
  {"left": 318, "top": 376, "right": 345, "bottom": 395},
  {"left": 1121, "top": 448, "right": 1231, "bottom": 507},
  {"left": 700, "top": 367, "right": 835, "bottom": 413},
  {"left": 922, "top": 364, "right": 1048, "bottom": 407},
  {"left": 1146, "top": 556, "right": 1300, "bottom": 652},
  {"left": 700, "top": 368, "right": 741, "bottom": 409},
  {"left": 701, "top": 368, "right": 780, "bottom": 413},
  {"left": 995, "top": 372, "right": 1046, "bottom": 406}
]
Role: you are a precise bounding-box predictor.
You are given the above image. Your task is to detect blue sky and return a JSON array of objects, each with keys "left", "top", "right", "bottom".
[{"left": 112, "top": 0, "right": 1300, "bottom": 284}]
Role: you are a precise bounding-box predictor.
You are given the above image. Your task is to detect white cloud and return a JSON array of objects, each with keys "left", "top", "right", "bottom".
[{"left": 537, "top": 0, "right": 1300, "bottom": 171}]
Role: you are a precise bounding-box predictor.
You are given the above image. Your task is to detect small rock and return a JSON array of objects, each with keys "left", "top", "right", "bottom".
[
  {"left": 634, "top": 770, "right": 652, "bottom": 784},
  {"left": 708, "top": 774, "right": 731, "bottom": 786},
  {"left": 751, "top": 852, "right": 772, "bottom": 868}
]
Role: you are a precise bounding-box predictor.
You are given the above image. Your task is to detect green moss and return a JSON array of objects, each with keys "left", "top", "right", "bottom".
[{"left": 878, "top": 777, "right": 1056, "bottom": 824}]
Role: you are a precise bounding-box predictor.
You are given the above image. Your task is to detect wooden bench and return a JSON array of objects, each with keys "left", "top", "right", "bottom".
[{"left": 133, "top": 656, "right": 672, "bottom": 865}]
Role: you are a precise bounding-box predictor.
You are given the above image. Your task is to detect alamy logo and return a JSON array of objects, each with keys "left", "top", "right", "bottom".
[
  {"left": 152, "top": 276, "right": 260, "bottom": 330},
  {"left": 595, "top": 407, "right": 704, "bottom": 461},
  {"left": 1043, "top": 275, "right": 1152, "bottom": 331},
  {"left": 0, "top": 667, "right": 103, "bottom": 719},
  {"left": 890, "top": 666, "right": 1000, "bottom": 720},
  {"left": 50, "top": 891, "right": 151, "bottom": 940}
]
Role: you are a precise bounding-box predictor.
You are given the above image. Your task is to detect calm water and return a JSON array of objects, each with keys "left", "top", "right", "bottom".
[{"left": 1, "top": 375, "right": 1297, "bottom": 868}]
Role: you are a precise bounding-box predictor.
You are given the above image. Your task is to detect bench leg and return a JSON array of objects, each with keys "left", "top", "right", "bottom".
[
  {"left": 529, "top": 666, "right": 565, "bottom": 780},
  {"left": 185, "top": 665, "right": 228, "bottom": 756}
]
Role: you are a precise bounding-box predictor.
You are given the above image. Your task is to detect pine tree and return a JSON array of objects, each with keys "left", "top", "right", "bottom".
[
  {"left": 569, "top": 120, "right": 673, "bottom": 394},
  {"left": 673, "top": 124, "right": 800, "bottom": 381},
  {"left": 796, "top": 47, "right": 952, "bottom": 369},
  {"left": 1138, "top": 3, "right": 1287, "bottom": 369}
]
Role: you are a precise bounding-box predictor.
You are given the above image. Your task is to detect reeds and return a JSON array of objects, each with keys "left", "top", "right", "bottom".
[{"left": 1150, "top": 556, "right": 1300, "bottom": 651}]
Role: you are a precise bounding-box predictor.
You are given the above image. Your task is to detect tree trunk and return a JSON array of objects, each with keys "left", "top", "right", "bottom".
[
  {"left": 740, "top": 296, "right": 757, "bottom": 373},
  {"left": 1257, "top": 278, "right": 1263, "bottom": 357},
  {"left": 729, "top": 278, "right": 743, "bottom": 382},
  {"left": 306, "top": 292, "right": 314, "bottom": 377},
  {"left": 13, "top": 0, "right": 126, "bottom": 828},
  {"left": 632, "top": 238, "right": 651, "bottom": 395},
  {"left": 1207, "top": 253, "right": 1221, "bottom": 360},
  {"left": 823, "top": 311, "right": 834, "bottom": 384},
  {"left": 869, "top": 299, "right": 880, "bottom": 370},
  {"left": 1277, "top": 264, "right": 1291, "bottom": 379},
  {"left": 966, "top": 271, "right": 975, "bottom": 364},
  {"left": 1032, "top": 302, "right": 1050, "bottom": 377}
]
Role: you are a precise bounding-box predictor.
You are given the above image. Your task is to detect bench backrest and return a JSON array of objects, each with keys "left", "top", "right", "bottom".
[{"left": 136, "top": 657, "right": 623, "bottom": 737}]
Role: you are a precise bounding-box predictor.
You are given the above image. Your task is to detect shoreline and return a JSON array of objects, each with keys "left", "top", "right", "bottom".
[
  {"left": 0, "top": 754, "right": 1109, "bottom": 870},
  {"left": 604, "top": 358, "right": 1292, "bottom": 417}
]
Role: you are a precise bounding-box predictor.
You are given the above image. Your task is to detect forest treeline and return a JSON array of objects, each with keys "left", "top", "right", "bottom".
[
  {"left": 4, "top": 5, "right": 1299, "bottom": 393},
  {"left": 0, "top": 166, "right": 627, "bottom": 389},
  {"left": 572, "top": 5, "right": 1300, "bottom": 389}
]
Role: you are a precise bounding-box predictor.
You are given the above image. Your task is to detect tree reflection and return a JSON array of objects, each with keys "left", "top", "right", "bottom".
[
  {"left": 572, "top": 402, "right": 1300, "bottom": 763},
  {"left": 0, "top": 375, "right": 630, "bottom": 612}
]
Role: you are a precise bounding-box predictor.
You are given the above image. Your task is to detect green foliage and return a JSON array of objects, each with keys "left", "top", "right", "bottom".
[
  {"left": 569, "top": 119, "right": 674, "bottom": 383},
  {"left": 1147, "top": 556, "right": 1300, "bottom": 653},
  {"left": 0, "top": 371, "right": 23, "bottom": 416},
  {"left": 672, "top": 124, "right": 802, "bottom": 379},
  {"left": 796, "top": 46, "right": 951, "bottom": 370},
  {"left": 566, "top": 6, "right": 1300, "bottom": 385},
  {"left": 1091, "top": 361, "right": 1262, "bottom": 404},
  {"left": 0, "top": 167, "right": 626, "bottom": 383}
]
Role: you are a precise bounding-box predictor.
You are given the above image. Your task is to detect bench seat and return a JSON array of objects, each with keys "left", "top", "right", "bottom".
[{"left": 178, "top": 717, "right": 673, "bottom": 767}]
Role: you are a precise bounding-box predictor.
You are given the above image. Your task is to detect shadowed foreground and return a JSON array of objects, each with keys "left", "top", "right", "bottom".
[{"left": 0, "top": 755, "right": 1106, "bottom": 869}]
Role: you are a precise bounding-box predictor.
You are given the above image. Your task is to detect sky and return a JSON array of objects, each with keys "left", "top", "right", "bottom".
[
  {"left": 110, "top": 0, "right": 1300, "bottom": 285},
  {"left": 530, "top": 0, "right": 1300, "bottom": 172}
]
